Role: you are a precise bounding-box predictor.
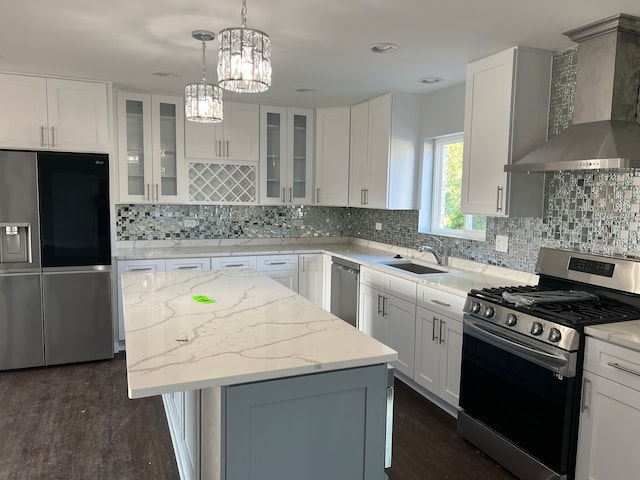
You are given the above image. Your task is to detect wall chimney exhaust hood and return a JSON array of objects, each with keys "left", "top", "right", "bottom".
[{"left": 505, "top": 14, "right": 640, "bottom": 173}]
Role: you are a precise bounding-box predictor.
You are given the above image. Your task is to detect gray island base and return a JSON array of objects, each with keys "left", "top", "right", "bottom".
[{"left": 122, "top": 269, "right": 397, "bottom": 480}]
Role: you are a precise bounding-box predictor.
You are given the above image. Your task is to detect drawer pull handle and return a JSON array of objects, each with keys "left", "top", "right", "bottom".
[
  {"left": 267, "top": 261, "right": 287, "bottom": 265},
  {"left": 431, "top": 299, "right": 451, "bottom": 308},
  {"left": 177, "top": 265, "right": 198, "bottom": 270},
  {"left": 129, "top": 267, "right": 153, "bottom": 272},
  {"left": 607, "top": 362, "right": 640, "bottom": 377},
  {"left": 222, "top": 264, "right": 244, "bottom": 268}
]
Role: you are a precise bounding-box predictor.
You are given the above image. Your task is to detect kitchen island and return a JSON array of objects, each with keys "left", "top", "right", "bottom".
[{"left": 122, "top": 268, "right": 397, "bottom": 480}]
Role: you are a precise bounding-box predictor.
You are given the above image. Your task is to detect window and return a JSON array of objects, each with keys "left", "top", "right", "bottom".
[{"left": 428, "top": 133, "right": 485, "bottom": 239}]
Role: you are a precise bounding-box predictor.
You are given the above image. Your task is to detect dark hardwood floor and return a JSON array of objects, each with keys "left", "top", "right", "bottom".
[{"left": 0, "top": 355, "right": 515, "bottom": 479}]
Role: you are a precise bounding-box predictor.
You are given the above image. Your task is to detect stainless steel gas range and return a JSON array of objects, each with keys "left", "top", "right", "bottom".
[{"left": 457, "top": 247, "right": 640, "bottom": 480}]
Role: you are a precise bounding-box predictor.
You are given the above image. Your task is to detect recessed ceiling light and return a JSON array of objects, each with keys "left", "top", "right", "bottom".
[
  {"left": 370, "top": 43, "right": 399, "bottom": 54},
  {"left": 152, "top": 71, "right": 178, "bottom": 78},
  {"left": 295, "top": 88, "right": 317, "bottom": 93},
  {"left": 419, "top": 77, "right": 444, "bottom": 84}
]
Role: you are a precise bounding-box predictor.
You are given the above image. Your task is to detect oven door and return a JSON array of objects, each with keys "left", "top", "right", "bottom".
[{"left": 458, "top": 314, "right": 578, "bottom": 478}]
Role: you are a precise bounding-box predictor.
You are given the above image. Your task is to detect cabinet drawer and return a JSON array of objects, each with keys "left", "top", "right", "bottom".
[
  {"left": 360, "top": 266, "right": 386, "bottom": 290},
  {"left": 416, "top": 284, "right": 465, "bottom": 318},
  {"left": 256, "top": 254, "right": 298, "bottom": 271},
  {"left": 166, "top": 257, "right": 211, "bottom": 271},
  {"left": 585, "top": 337, "right": 640, "bottom": 392},
  {"left": 118, "top": 259, "right": 165, "bottom": 276},
  {"left": 211, "top": 256, "right": 257, "bottom": 270}
]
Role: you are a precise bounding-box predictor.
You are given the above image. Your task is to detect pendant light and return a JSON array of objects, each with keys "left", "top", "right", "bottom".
[
  {"left": 185, "top": 30, "right": 223, "bottom": 123},
  {"left": 217, "top": 0, "right": 272, "bottom": 93}
]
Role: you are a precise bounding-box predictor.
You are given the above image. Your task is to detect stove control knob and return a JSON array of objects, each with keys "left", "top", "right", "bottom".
[
  {"left": 548, "top": 328, "right": 562, "bottom": 343},
  {"left": 505, "top": 313, "right": 518, "bottom": 327},
  {"left": 530, "top": 322, "right": 544, "bottom": 336},
  {"left": 483, "top": 306, "right": 495, "bottom": 318},
  {"left": 470, "top": 301, "right": 481, "bottom": 314}
]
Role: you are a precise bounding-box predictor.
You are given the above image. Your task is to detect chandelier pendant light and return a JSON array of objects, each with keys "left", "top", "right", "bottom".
[
  {"left": 185, "top": 30, "right": 223, "bottom": 123},
  {"left": 217, "top": 0, "right": 272, "bottom": 93}
]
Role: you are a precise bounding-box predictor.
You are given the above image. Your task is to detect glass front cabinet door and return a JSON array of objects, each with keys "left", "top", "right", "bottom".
[
  {"left": 260, "top": 106, "right": 313, "bottom": 205},
  {"left": 117, "top": 91, "right": 185, "bottom": 203}
]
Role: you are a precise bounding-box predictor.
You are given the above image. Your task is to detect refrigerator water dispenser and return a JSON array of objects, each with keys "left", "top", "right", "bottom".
[{"left": 0, "top": 223, "right": 31, "bottom": 264}]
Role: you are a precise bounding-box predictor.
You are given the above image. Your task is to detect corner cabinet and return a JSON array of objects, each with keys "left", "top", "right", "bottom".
[
  {"left": 260, "top": 106, "right": 314, "bottom": 205},
  {"left": 461, "top": 46, "right": 551, "bottom": 217},
  {"left": 315, "top": 107, "right": 350, "bottom": 206},
  {"left": 0, "top": 74, "right": 110, "bottom": 152},
  {"left": 184, "top": 101, "right": 259, "bottom": 162},
  {"left": 349, "top": 93, "right": 420, "bottom": 209},
  {"left": 116, "top": 91, "right": 186, "bottom": 203}
]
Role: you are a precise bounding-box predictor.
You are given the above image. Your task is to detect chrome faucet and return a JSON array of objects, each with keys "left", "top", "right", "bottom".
[{"left": 417, "top": 236, "right": 447, "bottom": 266}]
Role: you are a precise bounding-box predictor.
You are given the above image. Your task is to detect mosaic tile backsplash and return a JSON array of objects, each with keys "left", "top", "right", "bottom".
[{"left": 116, "top": 47, "right": 640, "bottom": 273}]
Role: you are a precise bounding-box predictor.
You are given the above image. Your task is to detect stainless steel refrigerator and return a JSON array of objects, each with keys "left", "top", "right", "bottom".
[{"left": 0, "top": 150, "right": 113, "bottom": 370}]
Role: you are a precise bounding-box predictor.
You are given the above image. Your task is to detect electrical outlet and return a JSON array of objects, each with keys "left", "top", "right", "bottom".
[
  {"left": 375, "top": 222, "right": 382, "bottom": 231},
  {"left": 495, "top": 235, "right": 509, "bottom": 253},
  {"left": 184, "top": 219, "right": 198, "bottom": 228}
]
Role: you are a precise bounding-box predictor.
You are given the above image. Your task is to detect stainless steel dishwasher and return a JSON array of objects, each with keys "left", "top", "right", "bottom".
[{"left": 330, "top": 256, "right": 360, "bottom": 327}]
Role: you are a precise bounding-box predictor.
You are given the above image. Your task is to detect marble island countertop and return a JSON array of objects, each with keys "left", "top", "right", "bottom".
[
  {"left": 116, "top": 238, "right": 538, "bottom": 298},
  {"left": 586, "top": 321, "right": 640, "bottom": 353},
  {"left": 123, "top": 269, "right": 397, "bottom": 399}
]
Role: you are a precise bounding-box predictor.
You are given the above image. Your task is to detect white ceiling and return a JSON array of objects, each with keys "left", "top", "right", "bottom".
[{"left": 2, "top": 1, "right": 640, "bottom": 107}]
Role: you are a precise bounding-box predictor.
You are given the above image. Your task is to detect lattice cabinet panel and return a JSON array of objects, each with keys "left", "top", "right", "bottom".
[{"left": 189, "top": 162, "right": 257, "bottom": 203}]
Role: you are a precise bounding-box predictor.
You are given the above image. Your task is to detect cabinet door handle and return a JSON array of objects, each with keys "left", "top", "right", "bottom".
[
  {"left": 40, "top": 126, "right": 46, "bottom": 146},
  {"left": 607, "top": 362, "right": 640, "bottom": 377},
  {"left": 382, "top": 296, "right": 388, "bottom": 317},
  {"left": 225, "top": 140, "right": 230, "bottom": 157},
  {"left": 217, "top": 140, "right": 222, "bottom": 157},
  {"left": 316, "top": 187, "right": 320, "bottom": 204},
  {"left": 361, "top": 188, "right": 365, "bottom": 205},
  {"left": 432, "top": 316, "right": 438, "bottom": 342},
  {"left": 439, "top": 320, "right": 445, "bottom": 344},
  {"left": 50, "top": 126, "right": 56, "bottom": 147},
  {"left": 146, "top": 183, "right": 151, "bottom": 202},
  {"left": 364, "top": 188, "right": 369, "bottom": 205},
  {"left": 581, "top": 378, "right": 591, "bottom": 413},
  {"left": 496, "top": 186, "right": 504, "bottom": 213},
  {"left": 155, "top": 184, "right": 159, "bottom": 202},
  {"left": 281, "top": 187, "right": 285, "bottom": 203},
  {"left": 301, "top": 256, "right": 305, "bottom": 272},
  {"left": 289, "top": 187, "right": 292, "bottom": 203},
  {"left": 377, "top": 294, "right": 383, "bottom": 315},
  {"left": 431, "top": 299, "right": 451, "bottom": 308}
]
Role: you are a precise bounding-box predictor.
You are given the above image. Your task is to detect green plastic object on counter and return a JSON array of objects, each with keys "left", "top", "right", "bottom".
[{"left": 193, "top": 295, "right": 215, "bottom": 304}]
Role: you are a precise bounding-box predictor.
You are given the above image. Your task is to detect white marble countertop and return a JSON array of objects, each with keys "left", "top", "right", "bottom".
[
  {"left": 123, "top": 269, "right": 397, "bottom": 399},
  {"left": 116, "top": 238, "right": 538, "bottom": 298},
  {"left": 586, "top": 321, "right": 640, "bottom": 353}
]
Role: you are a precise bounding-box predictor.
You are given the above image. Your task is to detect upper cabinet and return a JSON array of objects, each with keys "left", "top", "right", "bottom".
[
  {"left": 349, "top": 93, "right": 420, "bottom": 210},
  {"left": 0, "top": 74, "right": 110, "bottom": 152},
  {"left": 184, "top": 101, "right": 259, "bottom": 162},
  {"left": 116, "top": 91, "right": 186, "bottom": 203},
  {"left": 315, "top": 107, "right": 350, "bottom": 206},
  {"left": 461, "top": 46, "right": 552, "bottom": 217},
  {"left": 259, "top": 106, "right": 314, "bottom": 205}
]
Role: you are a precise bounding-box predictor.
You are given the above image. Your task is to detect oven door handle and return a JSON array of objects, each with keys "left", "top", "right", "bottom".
[{"left": 464, "top": 316, "right": 576, "bottom": 377}]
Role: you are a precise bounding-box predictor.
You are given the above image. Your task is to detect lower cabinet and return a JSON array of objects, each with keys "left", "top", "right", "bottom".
[
  {"left": 413, "top": 285, "right": 465, "bottom": 408},
  {"left": 575, "top": 337, "right": 640, "bottom": 480},
  {"left": 298, "top": 253, "right": 324, "bottom": 306},
  {"left": 256, "top": 254, "right": 299, "bottom": 293},
  {"left": 163, "top": 390, "right": 201, "bottom": 480},
  {"left": 359, "top": 267, "right": 417, "bottom": 378}
]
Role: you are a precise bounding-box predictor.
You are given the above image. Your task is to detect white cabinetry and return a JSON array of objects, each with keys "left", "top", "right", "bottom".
[
  {"left": 349, "top": 93, "right": 420, "bottom": 209},
  {"left": 163, "top": 389, "right": 200, "bottom": 480},
  {"left": 298, "top": 253, "right": 324, "bottom": 306},
  {"left": 260, "top": 106, "right": 314, "bottom": 205},
  {"left": 315, "top": 107, "right": 350, "bottom": 206},
  {"left": 461, "top": 46, "right": 551, "bottom": 217},
  {"left": 185, "top": 101, "right": 259, "bottom": 161},
  {"left": 576, "top": 337, "right": 640, "bottom": 480},
  {"left": 359, "top": 267, "right": 416, "bottom": 377},
  {"left": 116, "top": 91, "right": 185, "bottom": 203},
  {"left": 0, "top": 74, "right": 109, "bottom": 152},
  {"left": 256, "top": 254, "right": 299, "bottom": 292},
  {"left": 116, "top": 259, "right": 166, "bottom": 344},
  {"left": 413, "top": 285, "right": 464, "bottom": 407}
]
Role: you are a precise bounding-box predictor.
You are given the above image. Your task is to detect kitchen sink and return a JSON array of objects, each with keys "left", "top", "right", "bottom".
[{"left": 384, "top": 262, "right": 446, "bottom": 275}]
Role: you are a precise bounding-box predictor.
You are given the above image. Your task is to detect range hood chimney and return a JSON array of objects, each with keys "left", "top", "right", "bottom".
[{"left": 505, "top": 13, "right": 640, "bottom": 173}]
